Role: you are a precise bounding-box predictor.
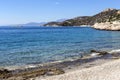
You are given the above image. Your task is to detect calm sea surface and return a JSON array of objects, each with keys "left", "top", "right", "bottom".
[{"left": 0, "top": 27, "right": 120, "bottom": 66}]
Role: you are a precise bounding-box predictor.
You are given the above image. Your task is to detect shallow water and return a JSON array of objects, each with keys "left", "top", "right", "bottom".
[{"left": 0, "top": 26, "right": 120, "bottom": 66}]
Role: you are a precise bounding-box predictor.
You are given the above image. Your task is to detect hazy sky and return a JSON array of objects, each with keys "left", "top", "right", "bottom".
[{"left": 0, "top": 0, "right": 120, "bottom": 25}]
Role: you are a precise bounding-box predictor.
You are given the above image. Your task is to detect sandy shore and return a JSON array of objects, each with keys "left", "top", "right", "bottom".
[
  {"left": 36, "top": 59, "right": 120, "bottom": 80},
  {"left": 1, "top": 50, "right": 120, "bottom": 80}
]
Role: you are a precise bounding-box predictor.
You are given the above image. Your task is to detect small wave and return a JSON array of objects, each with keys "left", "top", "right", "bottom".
[
  {"left": 109, "top": 49, "right": 120, "bottom": 53},
  {"left": 4, "top": 56, "right": 83, "bottom": 71}
]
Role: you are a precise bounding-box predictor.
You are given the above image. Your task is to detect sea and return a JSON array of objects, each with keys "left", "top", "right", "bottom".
[{"left": 0, "top": 26, "right": 120, "bottom": 66}]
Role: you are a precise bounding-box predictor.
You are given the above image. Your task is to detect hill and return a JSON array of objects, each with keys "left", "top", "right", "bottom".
[{"left": 44, "top": 8, "right": 120, "bottom": 30}]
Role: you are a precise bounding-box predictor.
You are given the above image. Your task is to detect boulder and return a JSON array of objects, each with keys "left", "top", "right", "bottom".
[
  {"left": 90, "top": 50, "right": 108, "bottom": 56},
  {"left": 0, "top": 68, "right": 11, "bottom": 79},
  {"left": 0, "top": 68, "right": 10, "bottom": 74}
]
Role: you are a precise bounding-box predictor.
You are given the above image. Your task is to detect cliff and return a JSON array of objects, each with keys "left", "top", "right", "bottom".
[{"left": 93, "top": 8, "right": 120, "bottom": 30}]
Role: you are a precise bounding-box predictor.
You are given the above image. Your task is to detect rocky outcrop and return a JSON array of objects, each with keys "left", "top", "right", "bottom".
[
  {"left": 90, "top": 50, "right": 109, "bottom": 57},
  {"left": 0, "top": 68, "right": 64, "bottom": 80},
  {"left": 0, "top": 68, "right": 11, "bottom": 79},
  {"left": 92, "top": 8, "right": 120, "bottom": 30},
  {"left": 93, "top": 21, "right": 120, "bottom": 30}
]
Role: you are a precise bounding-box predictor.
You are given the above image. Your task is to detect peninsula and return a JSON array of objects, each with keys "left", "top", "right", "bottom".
[{"left": 44, "top": 8, "right": 120, "bottom": 30}]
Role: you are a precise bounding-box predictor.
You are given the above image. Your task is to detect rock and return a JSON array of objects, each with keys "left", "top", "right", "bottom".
[
  {"left": 0, "top": 68, "right": 10, "bottom": 74},
  {"left": 93, "top": 21, "right": 120, "bottom": 31},
  {"left": 92, "top": 8, "right": 120, "bottom": 31},
  {"left": 90, "top": 50, "right": 108, "bottom": 56},
  {"left": 117, "top": 10, "right": 120, "bottom": 14},
  {"left": 90, "top": 50, "right": 98, "bottom": 53},
  {"left": 0, "top": 68, "right": 11, "bottom": 79},
  {"left": 7, "top": 68, "right": 65, "bottom": 79}
]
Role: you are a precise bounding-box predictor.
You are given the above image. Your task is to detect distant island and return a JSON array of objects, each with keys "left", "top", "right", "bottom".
[
  {"left": 44, "top": 8, "right": 120, "bottom": 30},
  {"left": 12, "top": 19, "right": 67, "bottom": 27}
]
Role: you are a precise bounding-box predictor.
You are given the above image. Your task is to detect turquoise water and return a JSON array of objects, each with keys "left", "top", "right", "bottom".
[{"left": 0, "top": 27, "right": 120, "bottom": 66}]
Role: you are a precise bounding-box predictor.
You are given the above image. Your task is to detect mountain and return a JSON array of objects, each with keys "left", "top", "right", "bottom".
[
  {"left": 23, "top": 22, "right": 46, "bottom": 26},
  {"left": 11, "top": 19, "right": 66, "bottom": 27},
  {"left": 44, "top": 8, "right": 120, "bottom": 30}
]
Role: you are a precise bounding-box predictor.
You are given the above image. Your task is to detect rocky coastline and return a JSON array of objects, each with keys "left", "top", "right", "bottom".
[
  {"left": 44, "top": 8, "right": 120, "bottom": 31},
  {"left": 93, "top": 21, "right": 120, "bottom": 31},
  {"left": 0, "top": 49, "right": 120, "bottom": 80}
]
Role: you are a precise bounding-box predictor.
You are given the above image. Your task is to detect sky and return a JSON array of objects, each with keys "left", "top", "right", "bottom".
[{"left": 0, "top": 0, "right": 120, "bottom": 25}]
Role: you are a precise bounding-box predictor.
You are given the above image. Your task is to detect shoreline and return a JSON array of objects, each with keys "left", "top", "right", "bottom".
[
  {"left": 3, "top": 49, "right": 119, "bottom": 71},
  {"left": 38, "top": 58, "right": 120, "bottom": 80},
  {"left": 1, "top": 49, "right": 120, "bottom": 80}
]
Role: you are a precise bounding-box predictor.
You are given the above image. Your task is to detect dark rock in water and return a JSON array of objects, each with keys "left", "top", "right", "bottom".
[
  {"left": 0, "top": 68, "right": 10, "bottom": 74},
  {"left": 90, "top": 50, "right": 108, "bottom": 56},
  {"left": 4, "top": 68, "right": 65, "bottom": 80},
  {"left": 90, "top": 50, "right": 98, "bottom": 53},
  {"left": 0, "top": 68, "right": 11, "bottom": 79}
]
